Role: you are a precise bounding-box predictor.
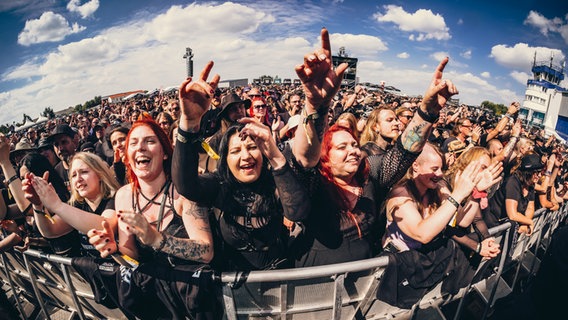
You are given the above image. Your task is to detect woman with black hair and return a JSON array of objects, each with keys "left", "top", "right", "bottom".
[
  {"left": 172, "top": 62, "right": 310, "bottom": 271},
  {"left": 486, "top": 152, "right": 542, "bottom": 234}
]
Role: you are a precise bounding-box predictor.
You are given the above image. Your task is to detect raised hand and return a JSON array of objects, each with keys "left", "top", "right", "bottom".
[
  {"left": 295, "top": 28, "right": 348, "bottom": 112},
  {"left": 507, "top": 102, "right": 520, "bottom": 115},
  {"left": 30, "top": 173, "right": 63, "bottom": 213},
  {"left": 452, "top": 161, "right": 483, "bottom": 201},
  {"left": 0, "top": 134, "right": 10, "bottom": 162},
  {"left": 178, "top": 61, "right": 220, "bottom": 131},
  {"left": 238, "top": 118, "right": 286, "bottom": 169},
  {"left": 476, "top": 161, "right": 503, "bottom": 191},
  {"left": 22, "top": 172, "right": 49, "bottom": 206},
  {"left": 87, "top": 220, "right": 117, "bottom": 258},
  {"left": 117, "top": 211, "right": 160, "bottom": 247},
  {"left": 421, "top": 57, "right": 459, "bottom": 113}
]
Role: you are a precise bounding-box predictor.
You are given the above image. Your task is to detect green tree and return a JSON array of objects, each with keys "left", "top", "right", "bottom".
[
  {"left": 41, "top": 107, "right": 56, "bottom": 119},
  {"left": 480, "top": 100, "right": 507, "bottom": 116}
]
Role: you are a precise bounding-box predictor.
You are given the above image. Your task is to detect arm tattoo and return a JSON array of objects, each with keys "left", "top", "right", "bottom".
[
  {"left": 401, "top": 121, "right": 431, "bottom": 152},
  {"left": 184, "top": 202, "right": 210, "bottom": 220},
  {"left": 160, "top": 234, "right": 212, "bottom": 263},
  {"left": 503, "top": 137, "right": 518, "bottom": 161}
]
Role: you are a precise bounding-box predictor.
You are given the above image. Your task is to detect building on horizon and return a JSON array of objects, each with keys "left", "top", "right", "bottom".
[{"left": 520, "top": 53, "right": 568, "bottom": 141}]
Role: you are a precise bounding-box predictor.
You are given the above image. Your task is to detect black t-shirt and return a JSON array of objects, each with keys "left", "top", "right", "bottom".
[
  {"left": 486, "top": 175, "right": 534, "bottom": 228},
  {"left": 75, "top": 197, "right": 115, "bottom": 258}
]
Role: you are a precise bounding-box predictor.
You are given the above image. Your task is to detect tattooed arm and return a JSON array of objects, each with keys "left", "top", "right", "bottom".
[
  {"left": 155, "top": 199, "right": 213, "bottom": 263},
  {"left": 120, "top": 197, "right": 213, "bottom": 263},
  {"left": 399, "top": 57, "right": 459, "bottom": 153},
  {"left": 369, "top": 58, "right": 459, "bottom": 188}
]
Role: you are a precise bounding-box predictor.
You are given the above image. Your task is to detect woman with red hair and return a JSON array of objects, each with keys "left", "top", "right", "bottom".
[
  {"left": 249, "top": 96, "right": 270, "bottom": 127},
  {"left": 289, "top": 29, "right": 461, "bottom": 266},
  {"left": 86, "top": 114, "right": 216, "bottom": 319}
]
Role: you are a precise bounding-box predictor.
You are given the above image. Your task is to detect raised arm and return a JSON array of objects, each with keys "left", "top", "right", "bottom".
[
  {"left": 172, "top": 62, "right": 221, "bottom": 202},
  {"left": 0, "top": 134, "right": 31, "bottom": 215},
  {"left": 369, "top": 58, "right": 459, "bottom": 188},
  {"left": 399, "top": 57, "right": 458, "bottom": 154},
  {"left": 28, "top": 173, "right": 116, "bottom": 235},
  {"left": 293, "top": 28, "right": 348, "bottom": 168}
]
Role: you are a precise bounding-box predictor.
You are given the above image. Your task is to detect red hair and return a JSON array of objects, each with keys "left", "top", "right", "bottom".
[
  {"left": 248, "top": 96, "right": 270, "bottom": 125},
  {"left": 319, "top": 124, "right": 369, "bottom": 237},
  {"left": 124, "top": 113, "right": 173, "bottom": 191}
]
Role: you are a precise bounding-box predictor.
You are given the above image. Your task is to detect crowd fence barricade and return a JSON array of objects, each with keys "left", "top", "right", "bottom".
[{"left": 0, "top": 205, "right": 565, "bottom": 320}]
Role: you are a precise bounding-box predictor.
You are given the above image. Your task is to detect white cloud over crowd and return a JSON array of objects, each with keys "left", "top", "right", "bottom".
[
  {"left": 2, "top": 2, "right": 566, "bottom": 125},
  {"left": 374, "top": 5, "right": 451, "bottom": 41},
  {"left": 67, "top": 0, "right": 100, "bottom": 19},
  {"left": 17, "top": 11, "right": 85, "bottom": 46}
]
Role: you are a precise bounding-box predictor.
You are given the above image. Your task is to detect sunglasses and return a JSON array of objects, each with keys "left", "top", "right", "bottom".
[{"left": 254, "top": 105, "right": 267, "bottom": 109}]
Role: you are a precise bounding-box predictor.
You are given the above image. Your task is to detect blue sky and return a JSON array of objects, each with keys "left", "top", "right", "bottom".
[{"left": 1, "top": 0, "right": 567, "bottom": 126}]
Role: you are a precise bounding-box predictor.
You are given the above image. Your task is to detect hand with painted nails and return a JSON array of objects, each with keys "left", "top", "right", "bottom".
[
  {"left": 421, "top": 57, "right": 459, "bottom": 114},
  {"left": 238, "top": 117, "right": 287, "bottom": 170},
  {"left": 118, "top": 211, "right": 160, "bottom": 248},
  {"left": 295, "top": 28, "right": 348, "bottom": 113},
  {"left": 87, "top": 220, "right": 117, "bottom": 258},
  {"left": 178, "top": 61, "right": 221, "bottom": 132}
]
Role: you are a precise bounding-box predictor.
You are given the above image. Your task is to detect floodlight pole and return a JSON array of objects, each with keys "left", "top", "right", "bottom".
[{"left": 183, "top": 47, "right": 194, "bottom": 78}]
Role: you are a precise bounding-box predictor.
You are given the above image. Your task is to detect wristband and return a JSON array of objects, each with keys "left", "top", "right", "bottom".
[
  {"left": 416, "top": 107, "right": 439, "bottom": 123},
  {"left": 447, "top": 196, "right": 460, "bottom": 209},
  {"left": 545, "top": 170, "right": 552, "bottom": 176},
  {"left": 5, "top": 175, "right": 18, "bottom": 186},
  {"left": 476, "top": 242, "right": 482, "bottom": 254}
]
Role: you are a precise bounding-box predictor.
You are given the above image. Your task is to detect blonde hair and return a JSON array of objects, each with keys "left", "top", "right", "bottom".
[
  {"left": 68, "top": 152, "right": 120, "bottom": 206},
  {"left": 360, "top": 107, "right": 389, "bottom": 145},
  {"left": 445, "top": 146, "right": 490, "bottom": 190},
  {"left": 335, "top": 112, "right": 360, "bottom": 142}
]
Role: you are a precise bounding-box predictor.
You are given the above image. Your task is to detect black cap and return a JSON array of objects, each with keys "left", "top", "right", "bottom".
[
  {"left": 46, "top": 124, "right": 76, "bottom": 143},
  {"left": 36, "top": 138, "right": 52, "bottom": 150},
  {"left": 519, "top": 153, "right": 545, "bottom": 171},
  {"left": 80, "top": 142, "right": 95, "bottom": 152}
]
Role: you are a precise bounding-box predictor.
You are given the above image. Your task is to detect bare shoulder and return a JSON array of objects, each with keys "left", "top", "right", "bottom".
[{"left": 114, "top": 184, "right": 133, "bottom": 211}]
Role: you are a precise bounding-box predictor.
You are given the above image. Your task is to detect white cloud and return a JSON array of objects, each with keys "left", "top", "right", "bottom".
[
  {"left": 524, "top": 11, "right": 568, "bottom": 44},
  {"left": 510, "top": 71, "right": 530, "bottom": 85},
  {"left": 490, "top": 43, "right": 565, "bottom": 71},
  {"left": 328, "top": 33, "right": 387, "bottom": 59},
  {"left": 17, "top": 11, "right": 85, "bottom": 46},
  {"left": 524, "top": 10, "right": 561, "bottom": 36},
  {"left": 461, "top": 49, "right": 472, "bottom": 59},
  {"left": 0, "top": 2, "right": 532, "bottom": 124},
  {"left": 431, "top": 51, "right": 449, "bottom": 61},
  {"left": 67, "top": 0, "right": 99, "bottom": 19},
  {"left": 397, "top": 52, "right": 409, "bottom": 59},
  {"left": 374, "top": 5, "right": 450, "bottom": 41},
  {"left": 480, "top": 71, "right": 491, "bottom": 78}
]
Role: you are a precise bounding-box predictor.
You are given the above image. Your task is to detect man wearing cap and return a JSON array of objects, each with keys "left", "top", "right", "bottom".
[
  {"left": 46, "top": 124, "right": 78, "bottom": 190},
  {"left": 198, "top": 88, "right": 223, "bottom": 139},
  {"left": 206, "top": 93, "right": 251, "bottom": 152},
  {"left": 36, "top": 138, "right": 59, "bottom": 167}
]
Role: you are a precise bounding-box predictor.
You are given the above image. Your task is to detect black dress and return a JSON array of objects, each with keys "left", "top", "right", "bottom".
[
  {"left": 172, "top": 128, "right": 310, "bottom": 271},
  {"left": 294, "top": 138, "right": 419, "bottom": 267}
]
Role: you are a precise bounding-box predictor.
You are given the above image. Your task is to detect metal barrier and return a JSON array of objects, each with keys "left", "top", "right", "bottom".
[{"left": 0, "top": 205, "right": 565, "bottom": 320}]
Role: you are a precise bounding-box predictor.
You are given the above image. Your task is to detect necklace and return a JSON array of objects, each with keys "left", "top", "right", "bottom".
[{"left": 134, "top": 180, "right": 172, "bottom": 231}]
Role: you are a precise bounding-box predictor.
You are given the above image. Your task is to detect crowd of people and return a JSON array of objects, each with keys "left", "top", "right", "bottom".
[{"left": 1, "top": 28, "right": 567, "bottom": 319}]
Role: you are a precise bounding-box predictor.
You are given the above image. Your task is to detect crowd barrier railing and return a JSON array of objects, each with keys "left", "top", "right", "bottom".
[{"left": 0, "top": 204, "right": 565, "bottom": 320}]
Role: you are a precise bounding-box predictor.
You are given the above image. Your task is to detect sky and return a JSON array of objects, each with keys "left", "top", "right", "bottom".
[{"left": 1, "top": 0, "right": 568, "bottom": 126}]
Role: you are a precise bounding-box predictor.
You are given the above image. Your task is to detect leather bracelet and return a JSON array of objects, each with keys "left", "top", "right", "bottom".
[
  {"left": 416, "top": 107, "right": 439, "bottom": 123},
  {"left": 447, "top": 196, "right": 460, "bottom": 209},
  {"left": 476, "top": 242, "right": 482, "bottom": 254},
  {"left": 5, "top": 175, "right": 18, "bottom": 186}
]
